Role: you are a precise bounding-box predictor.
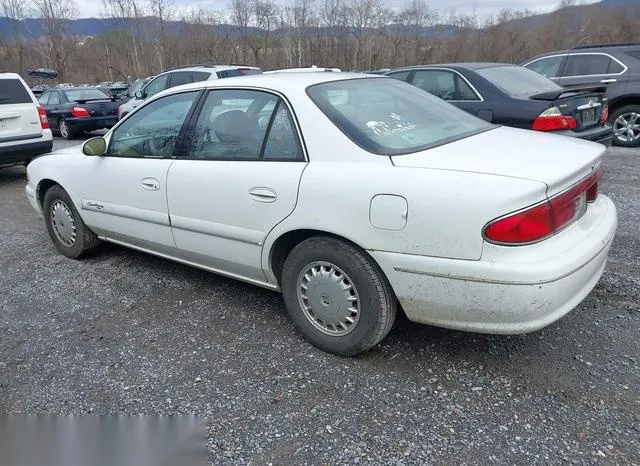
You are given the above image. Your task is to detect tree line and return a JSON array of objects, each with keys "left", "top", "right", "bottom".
[{"left": 0, "top": 0, "right": 639, "bottom": 83}]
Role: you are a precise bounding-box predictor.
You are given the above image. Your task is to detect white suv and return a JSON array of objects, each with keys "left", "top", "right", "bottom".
[
  {"left": 0, "top": 72, "right": 53, "bottom": 168},
  {"left": 117, "top": 64, "right": 262, "bottom": 119}
]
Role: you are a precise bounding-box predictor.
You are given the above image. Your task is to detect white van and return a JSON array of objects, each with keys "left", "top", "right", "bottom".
[{"left": 0, "top": 73, "right": 53, "bottom": 168}]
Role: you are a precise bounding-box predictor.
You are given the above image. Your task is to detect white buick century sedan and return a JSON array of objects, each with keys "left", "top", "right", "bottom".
[{"left": 25, "top": 73, "right": 618, "bottom": 356}]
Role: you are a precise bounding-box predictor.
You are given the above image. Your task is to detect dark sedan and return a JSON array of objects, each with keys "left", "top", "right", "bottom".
[
  {"left": 37, "top": 88, "right": 119, "bottom": 139},
  {"left": 386, "top": 63, "right": 613, "bottom": 145}
]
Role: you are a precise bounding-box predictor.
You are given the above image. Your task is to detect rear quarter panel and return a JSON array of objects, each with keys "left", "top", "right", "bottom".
[{"left": 262, "top": 160, "right": 548, "bottom": 282}]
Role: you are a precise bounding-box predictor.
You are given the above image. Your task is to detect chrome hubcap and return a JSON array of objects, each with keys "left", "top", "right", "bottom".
[
  {"left": 297, "top": 262, "right": 360, "bottom": 336},
  {"left": 613, "top": 112, "right": 640, "bottom": 142},
  {"left": 59, "top": 120, "right": 69, "bottom": 138},
  {"left": 50, "top": 200, "right": 77, "bottom": 247}
]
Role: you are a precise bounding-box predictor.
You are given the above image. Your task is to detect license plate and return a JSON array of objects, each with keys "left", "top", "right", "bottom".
[{"left": 581, "top": 108, "right": 596, "bottom": 125}]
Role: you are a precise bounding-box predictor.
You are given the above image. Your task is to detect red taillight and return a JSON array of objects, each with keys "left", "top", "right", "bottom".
[
  {"left": 532, "top": 106, "right": 577, "bottom": 132},
  {"left": 71, "top": 106, "right": 90, "bottom": 118},
  {"left": 484, "top": 202, "right": 554, "bottom": 244},
  {"left": 484, "top": 167, "right": 602, "bottom": 245},
  {"left": 37, "top": 107, "right": 49, "bottom": 129}
]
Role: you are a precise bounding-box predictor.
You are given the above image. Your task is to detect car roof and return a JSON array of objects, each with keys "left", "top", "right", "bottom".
[
  {"left": 158, "top": 65, "right": 261, "bottom": 76},
  {"left": 0, "top": 72, "right": 22, "bottom": 79},
  {"left": 155, "top": 72, "right": 378, "bottom": 96},
  {"left": 392, "top": 63, "right": 515, "bottom": 71}
]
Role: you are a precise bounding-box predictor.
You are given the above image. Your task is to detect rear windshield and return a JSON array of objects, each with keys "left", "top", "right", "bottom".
[
  {"left": 476, "top": 65, "right": 562, "bottom": 98},
  {"left": 217, "top": 69, "right": 262, "bottom": 79},
  {"left": 64, "top": 89, "right": 109, "bottom": 102},
  {"left": 306, "top": 78, "right": 493, "bottom": 155},
  {"left": 0, "top": 78, "right": 32, "bottom": 105}
]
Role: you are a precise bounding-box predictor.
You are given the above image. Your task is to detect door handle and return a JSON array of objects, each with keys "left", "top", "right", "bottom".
[
  {"left": 248, "top": 187, "right": 277, "bottom": 203},
  {"left": 140, "top": 177, "right": 160, "bottom": 191},
  {"left": 600, "top": 79, "right": 617, "bottom": 84}
]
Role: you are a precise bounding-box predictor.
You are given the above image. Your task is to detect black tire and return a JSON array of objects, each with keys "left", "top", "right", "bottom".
[
  {"left": 281, "top": 236, "right": 397, "bottom": 356},
  {"left": 610, "top": 104, "right": 640, "bottom": 148},
  {"left": 58, "top": 118, "right": 75, "bottom": 140},
  {"left": 43, "top": 185, "right": 100, "bottom": 259}
]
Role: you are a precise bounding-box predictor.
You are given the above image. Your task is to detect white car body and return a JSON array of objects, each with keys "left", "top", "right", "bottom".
[
  {"left": 265, "top": 66, "right": 341, "bottom": 74},
  {"left": 1, "top": 72, "right": 53, "bottom": 167},
  {"left": 26, "top": 73, "right": 617, "bottom": 352}
]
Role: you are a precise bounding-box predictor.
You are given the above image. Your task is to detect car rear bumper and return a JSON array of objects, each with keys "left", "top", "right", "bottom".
[
  {"left": 563, "top": 124, "right": 613, "bottom": 146},
  {"left": 370, "top": 195, "right": 617, "bottom": 334},
  {"left": 67, "top": 116, "right": 118, "bottom": 132},
  {"left": 0, "top": 134, "right": 53, "bottom": 167}
]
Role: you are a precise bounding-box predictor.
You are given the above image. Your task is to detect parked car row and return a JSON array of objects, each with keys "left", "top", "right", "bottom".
[
  {"left": 25, "top": 70, "right": 617, "bottom": 356},
  {"left": 117, "top": 64, "right": 262, "bottom": 119},
  {"left": 385, "top": 63, "right": 612, "bottom": 146},
  {"left": 523, "top": 42, "right": 640, "bottom": 147}
]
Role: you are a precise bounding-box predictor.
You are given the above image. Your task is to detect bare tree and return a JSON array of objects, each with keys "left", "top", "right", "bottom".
[
  {"left": 251, "top": 0, "right": 278, "bottom": 66},
  {"left": 148, "top": 0, "right": 173, "bottom": 70},
  {"left": 102, "top": 0, "right": 147, "bottom": 77},
  {"left": 32, "top": 0, "right": 79, "bottom": 80},
  {"left": 0, "top": 0, "right": 26, "bottom": 71},
  {"left": 231, "top": 0, "right": 251, "bottom": 63}
]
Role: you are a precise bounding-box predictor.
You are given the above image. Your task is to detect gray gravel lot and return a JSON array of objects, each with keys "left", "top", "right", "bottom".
[{"left": 1, "top": 136, "right": 639, "bottom": 464}]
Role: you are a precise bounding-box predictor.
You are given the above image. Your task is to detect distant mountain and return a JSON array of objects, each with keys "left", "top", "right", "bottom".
[{"left": 0, "top": 0, "right": 637, "bottom": 42}]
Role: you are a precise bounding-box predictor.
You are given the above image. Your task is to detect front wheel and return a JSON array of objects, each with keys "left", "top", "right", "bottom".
[
  {"left": 43, "top": 185, "right": 100, "bottom": 259},
  {"left": 610, "top": 105, "right": 640, "bottom": 148},
  {"left": 281, "top": 236, "right": 397, "bottom": 356},
  {"left": 58, "top": 118, "right": 75, "bottom": 140}
]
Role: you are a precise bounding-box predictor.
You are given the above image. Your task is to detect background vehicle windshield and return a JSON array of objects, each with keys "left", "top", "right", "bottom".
[
  {"left": 307, "top": 77, "right": 493, "bottom": 155},
  {"left": 476, "top": 65, "right": 562, "bottom": 98},
  {"left": 64, "top": 89, "right": 109, "bottom": 102}
]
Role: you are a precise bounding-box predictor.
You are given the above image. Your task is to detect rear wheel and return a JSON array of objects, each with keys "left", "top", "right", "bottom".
[
  {"left": 58, "top": 118, "right": 75, "bottom": 140},
  {"left": 281, "top": 236, "right": 397, "bottom": 356},
  {"left": 610, "top": 105, "right": 640, "bottom": 147},
  {"left": 43, "top": 185, "right": 100, "bottom": 259}
]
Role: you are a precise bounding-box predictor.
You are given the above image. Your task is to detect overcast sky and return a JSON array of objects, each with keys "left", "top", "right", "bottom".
[{"left": 77, "top": 0, "right": 600, "bottom": 21}]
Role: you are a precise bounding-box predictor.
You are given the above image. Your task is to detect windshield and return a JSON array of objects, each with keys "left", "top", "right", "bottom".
[
  {"left": 476, "top": 65, "right": 562, "bottom": 98},
  {"left": 65, "top": 89, "right": 109, "bottom": 102},
  {"left": 306, "top": 78, "right": 493, "bottom": 155}
]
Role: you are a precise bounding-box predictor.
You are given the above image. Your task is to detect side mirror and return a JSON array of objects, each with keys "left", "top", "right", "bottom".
[
  {"left": 134, "top": 91, "right": 145, "bottom": 99},
  {"left": 82, "top": 137, "right": 107, "bottom": 156}
]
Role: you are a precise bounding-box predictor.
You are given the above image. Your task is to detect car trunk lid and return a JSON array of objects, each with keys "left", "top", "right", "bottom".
[
  {"left": 72, "top": 99, "right": 119, "bottom": 117},
  {"left": 390, "top": 126, "right": 604, "bottom": 197},
  {"left": 530, "top": 85, "right": 608, "bottom": 131}
]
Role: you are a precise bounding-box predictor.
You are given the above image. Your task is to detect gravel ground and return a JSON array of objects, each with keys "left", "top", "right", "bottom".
[{"left": 0, "top": 138, "right": 639, "bottom": 464}]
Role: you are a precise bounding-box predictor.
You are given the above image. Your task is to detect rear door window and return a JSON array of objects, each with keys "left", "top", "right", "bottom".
[
  {"left": 456, "top": 76, "right": 480, "bottom": 101},
  {"left": 525, "top": 56, "right": 565, "bottom": 78},
  {"left": 191, "top": 71, "right": 211, "bottom": 82},
  {"left": 411, "top": 70, "right": 456, "bottom": 100},
  {"left": 169, "top": 71, "right": 193, "bottom": 88},
  {"left": 386, "top": 71, "right": 411, "bottom": 82},
  {"left": 562, "top": 54, "right": 618, "bottom": 76},
  {"left": 0, "top": 78, "right": 32, "bottom": 105},
  {"left": 49, "top": 92, "right": 61, "bottom": 105},
  {"left": 216, "top": 69, "right": 262, "bottom": 79},
  {"left": 38, "top": 92, "right": 51, "bottom": 105}
]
